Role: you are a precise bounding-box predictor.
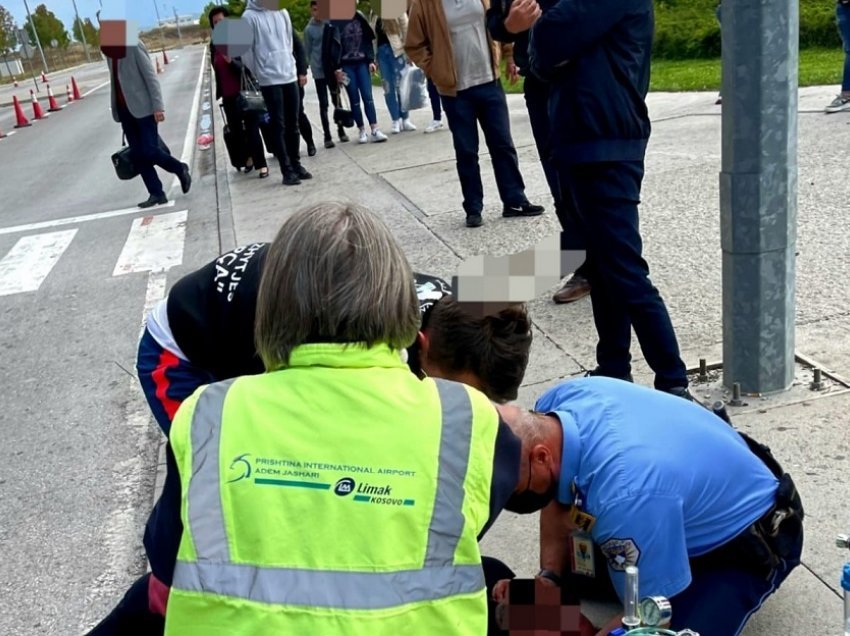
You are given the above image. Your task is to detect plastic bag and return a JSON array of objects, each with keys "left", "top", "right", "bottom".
[{"left": 399, "top": 64, "right": 428, "bottom": 112}]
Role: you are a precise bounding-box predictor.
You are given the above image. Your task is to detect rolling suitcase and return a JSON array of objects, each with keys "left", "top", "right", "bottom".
[
  {"left": 258, "top": 111, "right": 279, "bottom": 160},
  {"left": 220, "top": 104, "right": 247, "bottom": 171}
]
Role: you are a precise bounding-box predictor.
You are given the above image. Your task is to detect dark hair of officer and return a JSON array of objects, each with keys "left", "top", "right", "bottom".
[
  {"left": 423, "top": 297, "right": 532, "bottom": 403},
  {"left": 208, "top": 5, "right": 229, "bottom": 28},
  {"left": 255, "top": 202, "right": 421, "bottom": 371}
]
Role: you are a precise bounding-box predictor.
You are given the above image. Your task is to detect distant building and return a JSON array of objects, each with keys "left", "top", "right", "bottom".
[{"left": 158, "top": 15, "right": 198, "bottom": 28}]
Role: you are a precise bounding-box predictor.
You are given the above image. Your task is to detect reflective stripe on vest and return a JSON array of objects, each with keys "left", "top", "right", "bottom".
[{"left": 172, "top": 376, "right": 484, "bottom": 610}]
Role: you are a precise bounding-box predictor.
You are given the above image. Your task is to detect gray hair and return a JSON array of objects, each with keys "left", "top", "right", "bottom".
[{"left": 255, "top": 202, "right": 420, "bottom": 370}]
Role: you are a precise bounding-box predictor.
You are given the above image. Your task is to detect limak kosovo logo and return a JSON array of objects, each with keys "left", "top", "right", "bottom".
[
  {"left": 334, "top": 477, "right": 356, "bottom": 496},
  {"left": 227, "top": 453, "right": 252, "bottom": 483}
]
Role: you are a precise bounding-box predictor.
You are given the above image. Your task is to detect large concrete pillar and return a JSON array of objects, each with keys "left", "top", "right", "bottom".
[{"left": 719, "top": 0, "right": 799, "bottom": 394}]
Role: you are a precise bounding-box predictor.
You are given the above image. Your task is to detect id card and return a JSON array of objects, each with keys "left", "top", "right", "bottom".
[
  {"left": 569, "top": 532, "right": 596, "bottom": 577},
  {"left": 570, "top": 506, "right": 596, "bottom": 534}
]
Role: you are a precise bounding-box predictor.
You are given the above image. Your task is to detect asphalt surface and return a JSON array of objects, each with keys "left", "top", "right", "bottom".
[{"left": 0, "top": 44, "right": 221, "bottom": 635}]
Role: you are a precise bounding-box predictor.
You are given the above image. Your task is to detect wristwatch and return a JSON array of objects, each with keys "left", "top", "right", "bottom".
[{"left": 536, "top": 569, "right": 562, "bottom": 586}]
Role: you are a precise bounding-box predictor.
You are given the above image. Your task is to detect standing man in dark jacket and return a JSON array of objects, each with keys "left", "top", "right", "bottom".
[
  {"left": 528, "top": 0, "right": 692, "bottom": 399},
  {"left": 102, "top": 20, "right": 191, "bottom": 209},
  {"left": 486, "top": 0, "right": 590, "bottom": 304}
]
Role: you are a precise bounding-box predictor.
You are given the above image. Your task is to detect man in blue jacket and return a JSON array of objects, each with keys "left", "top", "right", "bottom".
[{"left": 527, "top": 0, "right": 692, "bottom": 399}]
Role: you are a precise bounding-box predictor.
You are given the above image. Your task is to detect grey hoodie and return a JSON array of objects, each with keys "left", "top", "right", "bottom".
[{"left": 242, "top": 0, "right": 297, "bottom": 87}]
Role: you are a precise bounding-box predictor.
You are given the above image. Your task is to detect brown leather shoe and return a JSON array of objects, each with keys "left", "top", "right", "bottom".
[{"left": 553, "top": 275, "right": 591, "bottom": 304}]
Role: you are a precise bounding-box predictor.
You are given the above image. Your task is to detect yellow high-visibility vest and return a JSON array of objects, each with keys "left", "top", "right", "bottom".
[{"left": 164, "top": 342, "right": 500, "bottom": 635}]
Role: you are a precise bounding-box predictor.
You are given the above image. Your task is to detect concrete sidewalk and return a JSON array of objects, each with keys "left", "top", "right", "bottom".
[{"left": 214, "top": 80, "right": 850, "bottom": 633}]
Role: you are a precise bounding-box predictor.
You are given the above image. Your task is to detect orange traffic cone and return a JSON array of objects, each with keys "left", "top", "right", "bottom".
[
  {"left": 46, "top": 84, "right": 62, "bottom": 112},
  {"left": 13, "top": 96, "right": 32, "bottom": 128},
  {"left": 66, "top": 84, "right": 74, "bottom": 104},
  {"left": 30, "top": 89, "right": 46, "bottom": 120},
  {"left": 71, "top": 76, "right": 83, "bottom": 100},
  {"left": 41, "top": 71, "right": 48, "bottom": 83},
  {"left": 13, "top": 77, "right": 18, "bottom": 87},
  {"left": 162, "top": 49, "right": 169, "bottom": 65},
  {"left": 156, "top": 57, "right": 162, "bottom": 74}
]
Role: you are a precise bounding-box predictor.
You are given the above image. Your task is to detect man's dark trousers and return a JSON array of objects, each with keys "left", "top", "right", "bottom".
[
  {"left": 558, "top": 160, "right": 687, "bottom": 389},
  {"left": 297, "top": 83, "right": 315, "bottom": 149},
  {"left": 260, "top": 83, "right": 301, "bottom": 172},
  {"left": 441, "top": 80, "right": 527, "bottom": 216},
  {"left": 523, "top": 73, "right": 588, "bottom": 280},
  {"left": 117, "top": 105, "right": 183, "bottom": 198}
]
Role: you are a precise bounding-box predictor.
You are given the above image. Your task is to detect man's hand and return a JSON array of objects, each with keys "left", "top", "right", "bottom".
[
  {"left": 154, "top": 111, "right": 165, "bottom": 123},
  {"left": 506, "top": 60, "right": 520, "bottom": 84},
  {"left": 504, "top": 0, "right": 542, "bottom": 34},
  {"left": 298, "top": 74, "right": 308, "bottom": 86},
  {"left": 369, "top": 62, "right": 377, "bottom": 74},
  {"left": 492, "top": 578, "right": 511, "bottom": 604},
  {"left": 335, "top": 69, "right": 345, "bottom": 83}
]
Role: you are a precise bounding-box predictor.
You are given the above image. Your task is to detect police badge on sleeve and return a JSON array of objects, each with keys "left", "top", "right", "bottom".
[{"left": 599, "top": 538, "right": 641, "bottom": 571}]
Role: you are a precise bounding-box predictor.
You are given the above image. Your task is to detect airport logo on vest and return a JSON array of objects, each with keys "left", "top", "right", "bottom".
[{"left": 334, "top": 477, "right": 356, "bottom": 496}]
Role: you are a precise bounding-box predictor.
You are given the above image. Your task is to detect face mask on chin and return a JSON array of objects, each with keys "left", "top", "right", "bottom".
[{"left": 504, "top": 457, "right": 557, "bottom": 514}]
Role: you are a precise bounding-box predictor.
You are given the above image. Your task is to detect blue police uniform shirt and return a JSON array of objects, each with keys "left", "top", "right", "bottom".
[{"left": 534, "top": 377, "right": 779, "bottom": 601}]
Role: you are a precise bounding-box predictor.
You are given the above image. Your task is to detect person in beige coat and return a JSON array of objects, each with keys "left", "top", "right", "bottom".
[{"left": 375, "top": 15, "right": 417, "bottom": 133}]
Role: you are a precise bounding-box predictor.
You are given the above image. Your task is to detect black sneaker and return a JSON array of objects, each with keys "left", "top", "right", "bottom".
[
  {"left": 585, "top": 367, "right": 634, "bottom": 383},
  {"left": 178, "top": 163, "right": 192, "bottom": 194},
  {"left": 339, "top": 131, "right": 349, "bottom": 143},
  {"left": 282, "top": 171, "right": 301, "bottom": 186},
  {"left": 503, "top": 202, "right": 544, "bottom": 218},
  {"left": 296, "top": 165, "right": 313, "bottom": 180},
  {"left": 138, "top": 193, "right": 168, "bottom": 208},
  {"left": 663, "top": 386, "right": 697, "bottom": 402},
  {"left": 324, "top": 138, "right": 335, "bottom": 149},
  {"left": 466, "top": 214, "right": 483, "bottom": 228},
  {"left": 307, "top": 142, "right": 317, "bottom": 157}
]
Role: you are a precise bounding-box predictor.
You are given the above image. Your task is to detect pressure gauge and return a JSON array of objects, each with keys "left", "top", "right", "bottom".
[
  {"left": 677, "top": 630, "right": 700, "bottom": 636},
  {"left": 639, "top": 596, "right": 672, "bottom": 627}
]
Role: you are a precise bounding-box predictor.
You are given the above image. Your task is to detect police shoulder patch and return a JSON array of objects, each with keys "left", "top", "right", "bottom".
[{"left": 599, "top": 537, "right": 641, "bottom": 571}]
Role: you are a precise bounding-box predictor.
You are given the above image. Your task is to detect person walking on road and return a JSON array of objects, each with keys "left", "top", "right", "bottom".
[
  {"left": 406, "top": 0, "right": 545, "bottom": 228},
  {"left": 375, "top": 15, "right": 417, "bottom": 134},
  {"left": 486, "top": 0, "right": 590, "bottom": 303},
  {"left": 210, "top": 6, "right": 270, "bottom": 178},
  {"left": 242, "top": 0, "right": 312, "bottom": 186},
  {"left": 327, "top": 10, "right": 389, "bottom": 144},
  {"left": 101, "top": 21, "right": 191, "bottom": 209},
  {"left": 304, "top": 0, "right": 349, "bottom": 147},
  {"left": 529, "top": 0, "right": 693, "bottom": 398},
  {"left": 825, "top": 0, "right": 850, "bottom": 113}
]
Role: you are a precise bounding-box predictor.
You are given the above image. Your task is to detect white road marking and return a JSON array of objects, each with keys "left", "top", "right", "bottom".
[
  {"left": 0, "top": 131, "right": 16, "bottom": 138},
  {"left": 0, "top": 229, "right": 77, "bottom": 296},
  {"left": 82, "top": 80, "right": 110, "bottom": 98},
  {"left": 169, "top": 46, "right": 207, "bottom": 195},
  {"left": 0, "top": 201, "right": 176, "bottom": 236},
  {"left": 113, "top": 210, "right": 187, "bottom": 276}
]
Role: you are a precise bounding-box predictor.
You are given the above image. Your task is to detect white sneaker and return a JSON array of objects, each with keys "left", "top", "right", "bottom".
[
  {"left": 825, "top": 94, "right": 850, "bottom": 113},
  {"left": 358, "top": 129, "right": 368, "bottom": 144},
  {"left": 391, "top": 120, "right": 401, "bottom": 134},
  {"left": 424, "top": 120, "right": 443, "bottom": 133},
  {"left": 371, "top": 129, "right": 388, "bottom": 143},
  {"left": 402, "top": 118, "right": 417, "bottom": 131}
]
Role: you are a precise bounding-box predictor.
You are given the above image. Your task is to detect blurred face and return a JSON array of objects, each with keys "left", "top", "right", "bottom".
[
  {"left": 211, "top": 11, "right": 226, "bottom": 28},
  {"left": 311, "top": 4, "right": 320, "bottom": 19}
]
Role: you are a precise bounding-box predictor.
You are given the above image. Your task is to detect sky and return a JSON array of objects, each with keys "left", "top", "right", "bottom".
[{"left": 8, "top": 0, "right": 203, "bottom": 33}]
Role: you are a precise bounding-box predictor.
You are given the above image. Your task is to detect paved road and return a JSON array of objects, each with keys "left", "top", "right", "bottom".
[{"left": 0, "top": 44, "right": 221, "bottom": 635}]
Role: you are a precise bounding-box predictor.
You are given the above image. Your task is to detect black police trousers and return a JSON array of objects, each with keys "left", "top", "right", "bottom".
[{"left": 557, "top": 160, "right": 688, "bottom": 389}]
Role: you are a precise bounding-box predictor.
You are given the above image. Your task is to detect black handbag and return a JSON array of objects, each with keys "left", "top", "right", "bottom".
[
  {"left": 333, "top": 84, "right": 355, "bottom": 129},
  {"left": 238, "top": 68, "right": 267, "bottom": 115},
  {"left": 111, "top": 133, "right": 171, "bottom": 181}
]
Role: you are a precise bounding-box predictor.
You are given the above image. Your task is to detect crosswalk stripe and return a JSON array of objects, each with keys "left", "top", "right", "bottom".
[
  {"left": 113, "top": 210, "right": 188, "bottom": 276},
  {"left": 0, "top": 229, "right": 77, "bottom": 297}
]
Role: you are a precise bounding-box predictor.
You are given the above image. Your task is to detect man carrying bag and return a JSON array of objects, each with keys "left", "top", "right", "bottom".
[{"left": 101, "top": 19, "right": 191, "bottom": 209}]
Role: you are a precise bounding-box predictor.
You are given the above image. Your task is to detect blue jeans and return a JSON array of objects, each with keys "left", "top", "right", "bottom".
[
  {"left": 838, "top": 3, "right": 850, "bottom": 91},
  {"left": 377, "top": 44, "right": 407, "bottom": 121},
  {"left": 441, "top": 80, "right": 527, "bottom": 215},
  {"left": 342, "top": 61, "right": 377, "bottom": 128}
]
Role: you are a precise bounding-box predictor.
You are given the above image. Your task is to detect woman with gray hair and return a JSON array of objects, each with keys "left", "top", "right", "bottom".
[{"left": 127, "top": 201, "right": 531, "bottom": 635}]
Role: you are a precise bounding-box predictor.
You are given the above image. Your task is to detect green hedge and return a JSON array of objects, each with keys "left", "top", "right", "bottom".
[{"left": 654, "top": 0, "right": 843, "bottom": 60}]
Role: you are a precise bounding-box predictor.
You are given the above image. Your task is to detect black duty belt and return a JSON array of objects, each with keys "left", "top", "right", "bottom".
[{"left": 711, "top": 403, "right": 805, "bottom": 572}]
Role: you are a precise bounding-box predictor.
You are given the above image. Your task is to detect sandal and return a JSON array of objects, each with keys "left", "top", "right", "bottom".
[{"left": 259, "top": 168, "right": 270, "bottom": 179}]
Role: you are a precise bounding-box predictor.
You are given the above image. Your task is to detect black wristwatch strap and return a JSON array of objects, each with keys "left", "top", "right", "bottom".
[{"left": 537, "top": 569, "right": 562, "bottom": 586}]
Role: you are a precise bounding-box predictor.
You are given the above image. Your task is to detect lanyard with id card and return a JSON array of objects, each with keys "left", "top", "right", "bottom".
[{"left": 568, "top": 489, "right": 597, "bottom": 577}]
